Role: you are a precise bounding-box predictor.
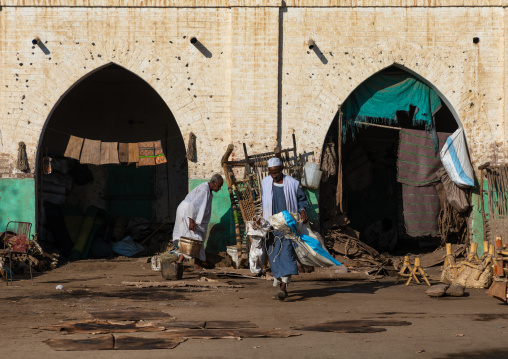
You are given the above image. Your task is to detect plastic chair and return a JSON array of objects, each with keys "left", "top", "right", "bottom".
[{"left": 2, "top": 221, "right": 33, "bottom": 285}]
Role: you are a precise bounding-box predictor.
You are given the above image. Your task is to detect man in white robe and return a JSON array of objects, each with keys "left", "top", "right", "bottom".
[
  {"left": 173, "top": 173, "right": 224, "bottom": 270},
  {"left": 262, "top": 157, "right": 308, "bottom": 300}
]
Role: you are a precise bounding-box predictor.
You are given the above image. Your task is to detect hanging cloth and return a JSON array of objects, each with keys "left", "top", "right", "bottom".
[
  {"left": 396, "top": 129, "right": 449, "bottom": 186},
  {"left": 118, "top": 143, "right": 129, "bottom": 163},
  {"left": 64, "top": 135, "right": 84, "bottom": 160},
  {"left": 342, "top": 70, "right": 442, "bottom": 150},
  {"left": 128, "top": 143, "right": 139, "bottom": 163},
  {"left": 402, "top": 185, "right": 441, "bottom": 237},
  {"left": 100, "top": 142, "right": 120, "bottom": 165},
  {"left": 80, "top": 139, "right": 101, "bottom": 165},
  {"left": 154, "top": 140, "right": 167, "bottom": 165},
  {"left": 138, "top": 141, "right": 156, "bottom": 166}
]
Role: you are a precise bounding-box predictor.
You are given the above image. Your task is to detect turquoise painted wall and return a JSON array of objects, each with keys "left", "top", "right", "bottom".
[
  {"left": 0, "top": 177, "right": 320, "bottom": 252},
  {"left": 471, "top": 180, "right": 489, "bottom": 257},
  {"left": 303, "top": 187, "right": 319, "bottom": 230},
  {"left": 0, "top": 178, "right": 36, "bottom": 234},
  {"left": 189, "top": 179, "right": 235, "bottom": 252}
]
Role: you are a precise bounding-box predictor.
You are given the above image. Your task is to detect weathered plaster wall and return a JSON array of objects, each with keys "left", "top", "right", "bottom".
[
  {"left": 0, "top": 1, "right": 506, "bottom": 242},
  {"left": 282, "top": 7, "right": 504, "bottom": 169},
  {"left": 0, "top": 6, "right": 232, "bottom": 179}
]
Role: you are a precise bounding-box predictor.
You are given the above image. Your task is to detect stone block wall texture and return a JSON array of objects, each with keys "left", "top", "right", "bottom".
[{"left": 0, "top": 0, "right": 506, "bottom": 233}]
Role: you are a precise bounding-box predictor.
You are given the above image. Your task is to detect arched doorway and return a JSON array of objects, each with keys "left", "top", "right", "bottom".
[
  {"left": 320, "top": 65, "right": 466, "bottom": 255},
  {"left": 37, "top": 63, "right": 187, "bottom": 257}
]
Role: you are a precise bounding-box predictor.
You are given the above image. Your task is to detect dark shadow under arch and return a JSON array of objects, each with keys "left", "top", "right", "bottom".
[
  {"left": 320, "top": 65, "right": 463, "bottom": 256},
  {"left": 36, "top": 63, "right": 187, "bottom": 252}
]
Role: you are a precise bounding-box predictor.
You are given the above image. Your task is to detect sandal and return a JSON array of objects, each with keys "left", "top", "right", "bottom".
[{"left": 276, "top": 290, "right": 287, "bottom": 301}]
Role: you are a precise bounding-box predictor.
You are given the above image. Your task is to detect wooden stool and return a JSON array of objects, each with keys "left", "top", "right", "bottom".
[
  {"left": 406, "top": 257, "right": 431, "bottom": 286},
  {"left": 465, "top": 242, "right": 480, "bottom": 264},
  {"left": 475, "top": 244, "right": 496, "bottom": 280},
  {"left": 396, "top": 256, "right": 413, "bottom": 283}
]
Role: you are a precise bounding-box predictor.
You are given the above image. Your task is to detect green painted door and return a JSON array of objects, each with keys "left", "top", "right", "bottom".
[{"left": 106, "top": 165, "right": 154, "bottom": 219}]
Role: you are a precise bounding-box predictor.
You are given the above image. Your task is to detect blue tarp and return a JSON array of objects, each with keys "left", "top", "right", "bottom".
[{"left": 282, "top": 211, "right": 342, "bottom": 266}]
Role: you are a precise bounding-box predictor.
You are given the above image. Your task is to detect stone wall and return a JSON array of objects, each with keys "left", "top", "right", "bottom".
[{"left": 0, "top": 1, "right": 506, "bottom": 233}]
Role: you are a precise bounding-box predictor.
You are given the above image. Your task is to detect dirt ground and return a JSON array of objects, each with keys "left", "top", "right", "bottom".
[{"left": 1, "top": 259, "right": 508, "bottom": 359}]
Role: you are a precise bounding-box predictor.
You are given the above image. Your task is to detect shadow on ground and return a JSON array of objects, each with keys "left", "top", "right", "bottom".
[
  {"left": 3, "top": 288, "right": 187, "bottom": 302},
  {"left": 287, "top": 281, "right": 396, "bottom": 302},
  {"left": 436, "top": 349, "right": 508, "bottom": 359}
]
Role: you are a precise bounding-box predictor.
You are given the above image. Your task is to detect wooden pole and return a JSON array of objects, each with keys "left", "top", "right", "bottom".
[
  {"left": 336, "top": 107, "right": 343, "bottom": 213},
  {"left": 221, "top": 144, "right": 242, "bottom": 268}
]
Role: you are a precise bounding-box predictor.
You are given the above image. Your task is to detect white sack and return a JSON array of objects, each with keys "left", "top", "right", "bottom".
[{"left": 246, "top": 216, "right": 270, "bottom": 274}]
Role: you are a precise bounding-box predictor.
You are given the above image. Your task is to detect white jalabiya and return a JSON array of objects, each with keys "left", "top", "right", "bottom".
[{"left": 172, "top": 182, "right": 213, "bottom": 261}]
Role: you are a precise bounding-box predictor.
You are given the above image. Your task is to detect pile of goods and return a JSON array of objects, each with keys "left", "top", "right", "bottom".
[
  {"left": 0, "top": 233, "right": 60, "bottom": 278},
  {"left": 321, "top": 215, "right": 387, "bottom": 271}
]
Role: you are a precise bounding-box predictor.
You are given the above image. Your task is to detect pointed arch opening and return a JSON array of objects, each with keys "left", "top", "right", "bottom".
[
  {"left": 36, "top": 63, "right": 187, "bottom": 258},
  {"left": 320, "top": 65, "right": 467, "bottom": 257}
]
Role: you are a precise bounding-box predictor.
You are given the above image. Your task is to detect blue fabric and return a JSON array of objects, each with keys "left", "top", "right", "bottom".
[
  {"left": 282, "top": 211, "right": 342, "bottom": 266},
  {"left": 266, "top": 184, "right": 304, "bottom": 278},
  {"left": 296, "top": 187, "right": 308, "bottom": 213},
  {"left": 272, "top": 185, "right": 287, "bottom": 214},
  {"left": 342, "top": 71, "right": 441, "bottom": 150},
  {"left": 267, "top": 232, "right": 299, "bottom": 278}
]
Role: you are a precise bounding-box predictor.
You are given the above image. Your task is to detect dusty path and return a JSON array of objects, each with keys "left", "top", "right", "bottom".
[{"left": 1, "top": 258, "right": 507, "bottom": 359}]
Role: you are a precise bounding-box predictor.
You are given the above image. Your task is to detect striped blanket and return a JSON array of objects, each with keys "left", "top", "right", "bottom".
[
  {"left": 397, "top": 129, "right": 449, "bottom": 237},
  {"left": 397, "top": 129, "right": 449, "bottom": 186},
  {"left": 402, "top": 185, "right": 441, "bottom": 236}
]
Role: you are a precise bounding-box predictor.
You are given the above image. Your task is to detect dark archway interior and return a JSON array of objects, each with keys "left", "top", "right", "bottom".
[
  {"left": 320, "top": 66, "right": 460, "bottom": 255},
  {"left": 38, "top": 64, "right": 187, "bottom": 257}
]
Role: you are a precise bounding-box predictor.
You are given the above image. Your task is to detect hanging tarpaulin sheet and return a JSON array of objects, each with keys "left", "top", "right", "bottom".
[{"left": 342, "top": 71, "right": 442, "bottom": 149}]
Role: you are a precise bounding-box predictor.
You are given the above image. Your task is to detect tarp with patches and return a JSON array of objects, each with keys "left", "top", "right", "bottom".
[{"left": 342, "top": 70, "right": 442, "bottom": 150}]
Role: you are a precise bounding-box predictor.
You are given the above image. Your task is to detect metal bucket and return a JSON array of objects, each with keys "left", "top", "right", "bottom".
[
  {"left": 179, "top": 236, "right": 202, "bottom": 258},
  {"left": 161, "top": 261, "right": 183, "bottom": 281}
]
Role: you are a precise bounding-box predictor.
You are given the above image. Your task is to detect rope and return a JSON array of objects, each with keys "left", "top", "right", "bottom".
[{"left": 44, "top": 126, "right": 188, "bottom": 142}]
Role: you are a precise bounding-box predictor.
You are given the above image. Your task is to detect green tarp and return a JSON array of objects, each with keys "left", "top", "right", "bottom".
[{"left": 342, "top": 70, "right": 442, "bottom": 149}]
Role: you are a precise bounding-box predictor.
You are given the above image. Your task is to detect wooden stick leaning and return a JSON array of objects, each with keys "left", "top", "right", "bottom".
[{"left": 221, "top": 144, "right": 242, "bottom": 267}]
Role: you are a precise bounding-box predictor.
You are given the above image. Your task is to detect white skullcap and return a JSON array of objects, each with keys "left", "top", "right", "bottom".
[{"left": 267, "top": 157, "right": 282, "bottom": 168}]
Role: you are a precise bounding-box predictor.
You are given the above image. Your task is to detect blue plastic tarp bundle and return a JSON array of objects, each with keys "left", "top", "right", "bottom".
[{"left": 279, "top": 211, "right": 342, "bottom": 267}]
